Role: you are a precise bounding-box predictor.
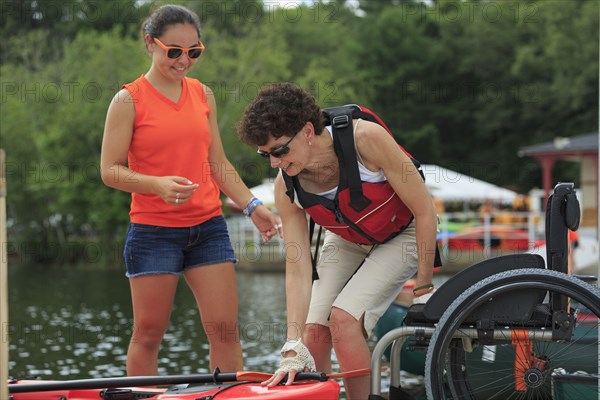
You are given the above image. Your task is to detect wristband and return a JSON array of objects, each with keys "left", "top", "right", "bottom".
[
  {"left": 243, "top": 197, "right": 263, "bottom": 217},
  {"left": 413, "top": 283, "right": 434, "bottom": 295}
]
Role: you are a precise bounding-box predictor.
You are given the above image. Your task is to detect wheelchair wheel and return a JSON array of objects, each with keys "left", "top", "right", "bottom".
[{"left": 425, "top": 268, "right": 600, "bottom": 400}]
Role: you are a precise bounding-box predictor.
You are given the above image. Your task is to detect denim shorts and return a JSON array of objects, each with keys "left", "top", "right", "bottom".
[{"left": 123, "top": 215, "right": 237, "bottom": 277}]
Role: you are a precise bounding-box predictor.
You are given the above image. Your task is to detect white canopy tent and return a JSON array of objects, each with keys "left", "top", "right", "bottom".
[
  {"left": 420, "top": 164, "right": 518, "bottom": 204},
  {"left": 226, "top": 165, "right": 518, "bottom": 210}
]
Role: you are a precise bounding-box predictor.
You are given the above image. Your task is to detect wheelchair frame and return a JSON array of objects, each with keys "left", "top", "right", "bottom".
[{"left": 369, "top": 182, "right": 600, "bottom": 400}]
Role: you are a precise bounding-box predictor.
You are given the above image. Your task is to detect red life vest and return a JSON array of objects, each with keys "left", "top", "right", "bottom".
[{"left": 282, "top": 104, "right": 419, "bottom": 245}]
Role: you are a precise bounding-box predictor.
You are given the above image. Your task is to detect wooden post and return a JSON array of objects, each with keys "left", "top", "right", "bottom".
[{"left": 0, "top": 149, "right": 8, "bottom": 399}]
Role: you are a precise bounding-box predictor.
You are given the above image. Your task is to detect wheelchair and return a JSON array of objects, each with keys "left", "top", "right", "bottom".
[{"left": 369, "top": 183, "right": 600, "bottom": 400}]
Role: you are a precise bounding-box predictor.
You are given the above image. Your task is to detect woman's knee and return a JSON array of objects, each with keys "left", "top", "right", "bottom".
[
  {"left": 304, "top": 324, "right": 331, "bottom": 348},
  {"left": 131, "top": 318, "right": 168, "bottom": 347},
  {"left": 329, "top": 308, "right": 362, "bottom": 338}
]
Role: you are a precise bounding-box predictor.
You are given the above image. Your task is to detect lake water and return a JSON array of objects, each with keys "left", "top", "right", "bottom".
[
  {"left": 6, "top": 262, "right": 429, "bottom": 399},
  {"left": 7, "top": 264, "right": 289, "bottom": 379}
]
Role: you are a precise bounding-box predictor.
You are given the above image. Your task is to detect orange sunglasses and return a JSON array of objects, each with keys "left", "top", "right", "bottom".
[{"left": 153, "top": 37, "right": 205, "bottom": 59}]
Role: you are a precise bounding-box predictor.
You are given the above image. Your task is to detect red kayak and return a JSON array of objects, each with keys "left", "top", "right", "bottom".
[{"left": 9, "top": 375, "right": 340, "bottom": 400}]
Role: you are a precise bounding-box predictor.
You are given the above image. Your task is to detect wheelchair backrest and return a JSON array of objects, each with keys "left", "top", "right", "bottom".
[{"left": 545, "top": 183, "right": 580, "bottom": 274}]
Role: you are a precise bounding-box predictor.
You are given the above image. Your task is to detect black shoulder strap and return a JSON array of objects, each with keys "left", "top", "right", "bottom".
[
  {"left": 323, "top": 105, "right": 371, "bottom": 212},
  {"left": 309, "top": 218, "right": 322, "bottom": 281},
  {"left": 282, "top": 171, "right": 295, "bottom": 203}
]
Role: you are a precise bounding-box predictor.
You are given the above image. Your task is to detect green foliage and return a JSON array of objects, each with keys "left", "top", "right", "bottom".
[
  {"left": 0, "top": 0, "right": 143, "bottom": 65},
  {"left": 1, "top": 0, "right": 597, "bottom": 265},
  {"left": 353, "top": 4, "right": 442, "bottom": 158},
  {"left": 2, "top": 26, "right": 146, "bottom": 264}
]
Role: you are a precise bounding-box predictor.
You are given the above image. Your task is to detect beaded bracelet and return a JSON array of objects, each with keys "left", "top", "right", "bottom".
[{"left": 243, "top": 197, "right": 263, "bottom": 217}]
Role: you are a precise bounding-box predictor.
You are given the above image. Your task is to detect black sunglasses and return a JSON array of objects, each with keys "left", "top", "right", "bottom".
[{"left": 257, "top": 133, "right": 298, "bottom": 158}]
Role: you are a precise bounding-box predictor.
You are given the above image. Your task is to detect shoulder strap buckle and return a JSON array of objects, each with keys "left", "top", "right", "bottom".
[{"left": 331, "top": 114, "right": 350, "bottom": 129}]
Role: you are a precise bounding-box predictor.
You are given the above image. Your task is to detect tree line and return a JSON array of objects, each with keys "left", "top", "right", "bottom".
[{"left": 1, "top": 0, "right": 598, "bottom": 265}]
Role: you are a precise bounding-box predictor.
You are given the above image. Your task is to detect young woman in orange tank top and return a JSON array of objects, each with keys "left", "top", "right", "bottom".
[{"left": 100, "top": 4, "right": 281, "bottom": 376}]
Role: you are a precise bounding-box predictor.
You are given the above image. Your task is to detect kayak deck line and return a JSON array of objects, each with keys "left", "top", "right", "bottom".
[
  {"left": 8, "top": 379, "right": 341, "bottom": 400},
  {"left": 8, "top": 366, "right": 374, "bottom": 394},
  {"left": 7, "top": 368, "right": 381, "bottom": 399}
]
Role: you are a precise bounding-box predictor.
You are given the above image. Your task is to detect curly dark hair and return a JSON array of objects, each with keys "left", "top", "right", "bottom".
[{"left": 237, "top": 83, "right": 326, "bottom": 146}]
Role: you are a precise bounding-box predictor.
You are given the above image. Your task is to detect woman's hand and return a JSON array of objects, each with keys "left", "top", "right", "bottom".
[
  {"left": 153, "top": 176, "right": 199, "bottom": 206},
  {"left": 250, "top": 205, "right": 283, "bottom": 243},
  {"left": 262, "top": 341, "right": 316, "bottom": 387}
]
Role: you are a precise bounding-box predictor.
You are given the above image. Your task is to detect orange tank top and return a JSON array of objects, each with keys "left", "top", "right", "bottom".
[{"left": 123, "top": 75, "right": 222, "bottom": 227}]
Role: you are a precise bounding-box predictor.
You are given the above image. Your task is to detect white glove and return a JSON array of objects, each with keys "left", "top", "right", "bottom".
[{"left": 276, "top": 340, "right": 316, "bottom": 375}]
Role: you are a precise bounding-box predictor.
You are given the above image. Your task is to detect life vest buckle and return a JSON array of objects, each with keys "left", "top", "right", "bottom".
[{"left": 332, "top": 114, "right": 350, "bottom": 129}]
